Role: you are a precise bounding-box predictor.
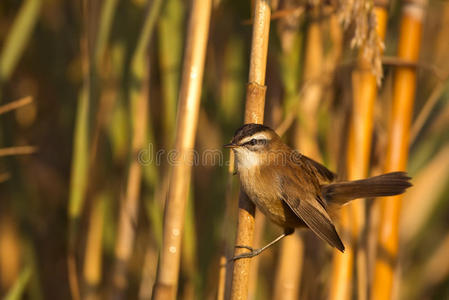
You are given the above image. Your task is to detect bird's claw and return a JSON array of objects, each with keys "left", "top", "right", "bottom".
[
  {"left": 229, "top": 245, "right": 262, "bottom": 261},
  {"left": 235, "top": 245, "right": 254, "bottom": 251}
]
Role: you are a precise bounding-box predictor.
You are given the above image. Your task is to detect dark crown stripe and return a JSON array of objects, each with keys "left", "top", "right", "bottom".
[{"left": 232, "top": 123, "right": 272, "bottom": 144}]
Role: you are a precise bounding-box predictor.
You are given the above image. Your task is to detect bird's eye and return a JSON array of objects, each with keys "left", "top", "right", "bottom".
[{"left": 244, "top": 139, "right": 267, "bottom": 147}]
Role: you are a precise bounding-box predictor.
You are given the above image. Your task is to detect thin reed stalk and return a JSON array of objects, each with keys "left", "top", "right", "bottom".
[
  {"left": 158, "top": 0, "right": 184, "bottom": 147},
  {"left": 94, "top": 0, "right": 119, "bottom": 70},
  {"left": 329, "top": 208, "right": 354, "bottom": 300},
  {"left": 0, "top": 96, "right": 33, "bottom": 115},
  {"left": 400, "top": 145, "right": 449, "bottom": 242},
  {"left": 112, "top": 1, "right": 160, "bottom": 293},
  {"left": 111, "top": 58, "right": 149, "bottom": 296},
  {"left": 371, "top": 0, "right": 427, "bottom": 298},
  {"left": 67, "top": 2, "right": 92, "bottom": 299},
  {"left": 217, "top": 256, "right": 227, "bottom": 300},
  {"left": 70, "top": 0, "right": 120, "bottom": 297},
  {"left": 247, "top": 211, "right": 265, "bottom": 300},
  {"left": 152, "top": 0, "right": 211, "bottom": 298},
  {"left": 278, "top": 11, "right": 323, "bottom": 298},
  {"left": 294, "top": 7, "right": 323, "bottom": 162},
  {"left": 272, "top": 1, "right": 305, "bottom": 297},
  {"left": 110, "top": 0, "right": 163, "bottom": 297},
  {"left": 0, "top": 146, "right": 36, "bottom": 157},
  {"left": 3, "top": 266, "right": 31, "bottom": 300},
  {"left": 329, "top": 3, "right": 389, "bottom": 300},
  {"left": 139, "top": 244, "right": 159, "bottom": 299},
  {"left": 221, "top": 151, "right": 236, "bottom": 300},
  {"left": 81, "top": 1, "right": 120, "bottom": 298},
  {"left": 0, "top": 0, "right": 41, "bottom": 100},
  {"left": 218, "top": 36, "right": 245, "bottom": 300},
  {"left": 82, "top": 193, "right": 106, "bottom": 300},
  {"left": 230, "top": 1, "right": 271, "bottom": 299},
  {"left": 0, "top": 216, "right": 21, "bottom": 291},
  {"left": 273, "top": 233, "right": 303, "bottom": 300},
  {"left": 180, "top": 191, "right": 198, "bottom": 300}
]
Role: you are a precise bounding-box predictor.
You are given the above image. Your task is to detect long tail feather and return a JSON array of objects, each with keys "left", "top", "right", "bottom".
[{"left": 322, "top": 172, "right": 412, "bottom": 205}]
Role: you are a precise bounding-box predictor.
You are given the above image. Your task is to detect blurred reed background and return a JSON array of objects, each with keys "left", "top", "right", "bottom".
[{"left": 0, "top": 0, "right": 449, "bottom": 299}]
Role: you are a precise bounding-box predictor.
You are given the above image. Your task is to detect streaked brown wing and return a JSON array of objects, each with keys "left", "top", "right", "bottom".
[
  {"left": 279, "top": 172, "right": 345, "bottom": 252},
  {"left": 290, "top": 152, "right": 336, "bottom": 184}
]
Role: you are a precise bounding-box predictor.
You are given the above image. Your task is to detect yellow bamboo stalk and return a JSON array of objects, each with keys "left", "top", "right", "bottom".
[
  {"left": 0, "top": 216, "right": 21, "bottom": 291},
  {"left": 112, "top": 58, "right": 149, "bottom": 294},
  {"left": 273, "top": 8, "right": 322, "bottom": 299},
  {"left": 329, "top": 208, "right": 354, "bottom": 300},
  {"left": 273, "top": 233, "right": 304, "bottom": 300},
  {"left": 294, "top": 9, "right": 323, "bottom": 162},
  {"left": 138, "top": 245, "right": 158, "bottom": 299},
  {"left": 217, "top": 256, "right": 227, "bottom": 300},
  {"left": 152, "top": 0, "right": 211, "bottom": 298},
  {"left": 229, "top": 1, "right": 271, "bottom": 299},
  {"left": 329, "top": 4, "right": 389, "bottom": 300},
  {"left": 82, "top": 193, "right": 105, "bottom": 300},
  {"left": 247, "top": 211, "right": 265, "bottom": 300},
  {"left": 400, "top": 145, "right": 449, "bottom": 242},
  {"left": 371, "top": 0, "right": 427, "bottom": 299}
]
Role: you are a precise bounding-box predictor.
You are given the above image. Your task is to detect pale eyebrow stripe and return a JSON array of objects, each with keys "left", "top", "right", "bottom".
[{"left": 239, "top": 132, "right": 270, "bottom": 145}]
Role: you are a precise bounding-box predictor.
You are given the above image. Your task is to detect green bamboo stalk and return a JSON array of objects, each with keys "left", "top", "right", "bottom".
[
  {"left": 0, "top": 0, "right": 42, "bottom": 100},
  {"left": 110, "top": 0, "right": 163, "bottom": 297},
  {"left": 4, "top": 266, "right": 32, "bottom": 300},
  {"left": 158, "top": 0, "right": 184, "bottom": 147},
  {"left": 68, "top": 84, "right": 89, "bottom": 229},
  {"left": 67, "top": 2, "right": 92, "bottom": 299},
  {"left": 220, "top": 36, "right": 245, "bottom": 122},
  {"left": 94, "top": 0, "right": 119, "bottom": 69},
  {"left": 68, "top": 62, "right": 89, "bottom": 300}
]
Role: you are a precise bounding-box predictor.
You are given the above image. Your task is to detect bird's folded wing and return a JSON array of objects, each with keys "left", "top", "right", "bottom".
[
  {"left": 290, "top": 152, "right": 336, "bottom": 184},
  {"left": 280, "top": 175, "right": 345, "bottom": 252}
]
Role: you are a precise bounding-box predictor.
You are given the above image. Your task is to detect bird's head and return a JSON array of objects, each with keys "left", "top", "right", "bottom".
[{"left": 224, "top": 123, "right": 284, "bottom": 170}]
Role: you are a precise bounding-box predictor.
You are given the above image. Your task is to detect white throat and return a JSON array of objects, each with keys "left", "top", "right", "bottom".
[{"left": 235, "top": 150, "right": 261, "bottom": 171}]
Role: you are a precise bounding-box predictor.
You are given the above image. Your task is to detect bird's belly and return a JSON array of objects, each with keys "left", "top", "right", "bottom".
[
  {"left": 238, "top": 168, "right": 305, "bottom": 228},
  {"left": 246, "top": 190, "right": 305, "bottom": 228}
]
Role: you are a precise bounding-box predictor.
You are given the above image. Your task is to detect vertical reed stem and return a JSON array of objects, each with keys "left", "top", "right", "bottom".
[
  {"left": 153, "top": 0, "right": 211, "bottom": 298},
  {"left": 230, "top": 1, "right": 271, "bottom": 300},
  {"left": 0, "top": 0, "right": 42, "bottom": 100},
  {"left": 83, "top": 194, "right": 105, "bottom": 300},
  {"left": 110, "top": 0, "right": 162, "bottom": 296},
  {"left": 330, "top": 3, "right": 389, "bottom": 300},
  {"left": 68, "top": 1, "right": 91, "bottom": 299},
  {"left": 371, "top": 0, "right": 426, "bottom": 298}
]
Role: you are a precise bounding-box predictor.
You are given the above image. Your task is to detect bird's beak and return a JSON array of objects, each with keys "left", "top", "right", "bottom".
[{"left": 223, "top": 143, "right": 238, "bottom": 148}]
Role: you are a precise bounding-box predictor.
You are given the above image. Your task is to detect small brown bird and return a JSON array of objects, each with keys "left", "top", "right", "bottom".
[{"left": 225, "top": 123, "right": 412, "bottom": 260}]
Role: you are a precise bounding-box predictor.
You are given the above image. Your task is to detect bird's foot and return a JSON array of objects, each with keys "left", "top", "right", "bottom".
[
  {"left": 230, "top": 245, "right": 263, "bottom": 261},
  {"left": 229, "top": 230, "right": 294, "bottom": 262}
]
